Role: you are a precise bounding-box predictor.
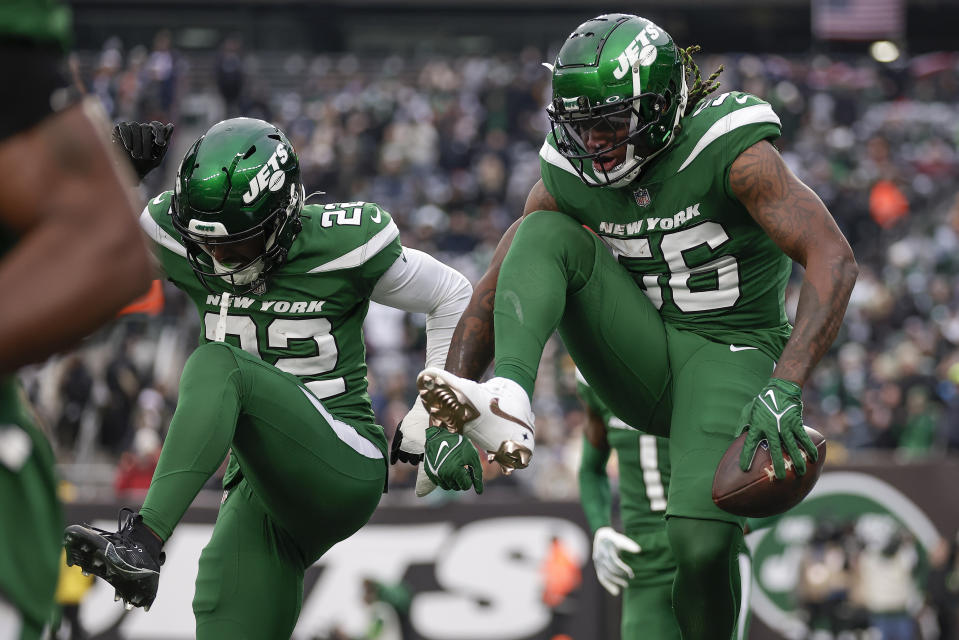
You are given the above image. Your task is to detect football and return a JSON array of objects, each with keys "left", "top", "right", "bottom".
[{"left": 712, "top": 426, "right": 827, "bottom": 518}]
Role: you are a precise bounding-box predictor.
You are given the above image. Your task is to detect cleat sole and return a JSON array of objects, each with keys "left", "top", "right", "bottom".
[
  {"left": 416, "top": 372, "right": 480, "bottom": 434},
  {"left": 488, "top": 440, "right": 532, "bottom": 474},
  {"left": 63, "top": 525, "right": 159, "bottom": 610}
]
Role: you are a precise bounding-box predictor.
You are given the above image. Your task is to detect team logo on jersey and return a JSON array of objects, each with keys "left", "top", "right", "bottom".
[{"left": 632, "top": 187, "right": 651, "bottom": 207}]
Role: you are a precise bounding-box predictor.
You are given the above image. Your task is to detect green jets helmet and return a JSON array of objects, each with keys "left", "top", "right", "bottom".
[
  {"left": 546, "top": 14, "right": 688, "bottom": 188},
  {"left": 171, "top": 117, "right": 304, "bottom": 293}
]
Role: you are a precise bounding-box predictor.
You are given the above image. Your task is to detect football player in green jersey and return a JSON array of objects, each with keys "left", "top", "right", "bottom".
[
  {"left": 577, "top": 373, "right": 754, "bottom": 640},
  {"left": 0, "top": 3, "right": 153, "bottom": 636},
  {"left": 577, "top": 372, "right": 681, "bottom": 640},
  {"left": 62, "top": 117, "right": 473, "bottom": 637},
  {"left": 416, "top": 13, "right": 857, "bottom": 639}
]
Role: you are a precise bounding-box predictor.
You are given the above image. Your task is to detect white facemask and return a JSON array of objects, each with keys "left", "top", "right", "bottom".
[{"left": 214, "top": 257, "right": 264, "bottom": 286}]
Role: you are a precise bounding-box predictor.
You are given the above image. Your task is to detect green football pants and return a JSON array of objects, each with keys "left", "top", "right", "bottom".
[
  {"left": 620, "top": 528, "right": 681, "bottom": 640},
  {"left": 139, "top": 342, "right": 386, "bottom": 639},
  {"left": 494, "top": 211, "right": 775, "bottom": 639},
  {"left": 0, "top": 379, "right": 61, "bottom": 639},
  {"left": 494, "top": 210, "right": 672, "bottom": 436}
]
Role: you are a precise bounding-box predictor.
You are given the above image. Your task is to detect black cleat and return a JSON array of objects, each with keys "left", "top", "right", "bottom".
[{"left": 63, "top": 508, "right": 165, "bottom": 611}]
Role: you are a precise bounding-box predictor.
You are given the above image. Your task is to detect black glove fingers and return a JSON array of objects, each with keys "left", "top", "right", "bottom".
[{"left": 118, "top": 122, "right": 136, "bottom": 153}]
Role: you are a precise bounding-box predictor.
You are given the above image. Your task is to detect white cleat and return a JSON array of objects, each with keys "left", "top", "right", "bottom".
[{"left": 416, "top": 367, "right": 535, "bottom": 474}]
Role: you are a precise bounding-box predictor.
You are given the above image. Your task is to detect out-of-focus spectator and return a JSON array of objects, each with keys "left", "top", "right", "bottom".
[
  {"left": 99, "top": 339, "right": 142, "bottom": 454},
  {"left": 215, "top": 34, "right": 244, "bottom": 117},
  {"left": 358, "top": 577, "right": 407, "bottom": 640},
  {"left": 541, "top": 535, "right": 582, "bottom": 640},
  {"left": 854, "top": 531, "right": 921, "bottom": 639},
  {"left": 55, "top": 356, "right": 93, "bottom": 451},
  {"left": 113, "top": 427, "right": 161, "bottom": 498},
  {"left": 797, "top": 521, "right": 854, "bottom": 637}
]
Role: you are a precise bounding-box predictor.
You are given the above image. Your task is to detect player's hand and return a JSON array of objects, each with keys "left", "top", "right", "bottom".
[
  {"left": 112, "top": 121, "right": 174, "bottom": 180},
  {"left": 390, "top": 401, "right": 428, "bottom": 466},
  {"left": 592, "top": 526, "right": 640, "bottom": 596},
  {"left": 738, "top": 378, "right": 818, "bottom": 479},
  {"left": 422, "top": 426, "right": 483, "bottom": 495}
]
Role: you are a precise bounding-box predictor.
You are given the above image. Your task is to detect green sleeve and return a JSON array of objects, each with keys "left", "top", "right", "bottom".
[{"left": 578, "top": 434, "right": 612, "bottom": 535}]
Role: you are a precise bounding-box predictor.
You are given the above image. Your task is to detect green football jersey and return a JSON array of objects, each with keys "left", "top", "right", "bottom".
[
  {"left": 542, "top": 91, "right": 792, "bottom": 359},
  {"left": 0, "top": 0, "right": 71, "bottom": 49},
  {"left": 140, "top": 193, "right": 402, "bottom": 425},
  {"left": 578, "top": 378, "right": 669, "bottom": 532}
]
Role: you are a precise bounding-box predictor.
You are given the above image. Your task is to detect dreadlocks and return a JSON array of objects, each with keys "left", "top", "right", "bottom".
[{"left": 680, "top": 45, "right": 724, "bottom": 116}]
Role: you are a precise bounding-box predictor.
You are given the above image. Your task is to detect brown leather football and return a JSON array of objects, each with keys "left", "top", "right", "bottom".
[{"left": 712, "top": 426, "right": 827, "bottom": 518}]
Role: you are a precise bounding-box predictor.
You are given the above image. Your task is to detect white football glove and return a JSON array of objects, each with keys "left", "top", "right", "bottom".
[
  {"left": 388, "top": 400, "right": 438, "bottom": 497},
  {"left": 592, "top": 526, "right": 641, "bottom": 596}
]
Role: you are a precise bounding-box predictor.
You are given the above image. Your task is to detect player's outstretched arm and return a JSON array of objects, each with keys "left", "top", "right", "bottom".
[
  {"left": 444, "top": 179, "right": 559, "bottom": 379},
  {"left": 730, "top": 140, "right": 858, "bottom": 477},
  {"left": 0, "top": 99, "right": 152, "bottom": 374}
]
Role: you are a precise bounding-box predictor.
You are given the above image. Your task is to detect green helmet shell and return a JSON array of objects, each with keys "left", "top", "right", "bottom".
[
  {"left": 171, "top": 117, "right": 304, "bottom": 293},
  {"left": 547, "top": 14, "right": 688, "bottom": 187}
]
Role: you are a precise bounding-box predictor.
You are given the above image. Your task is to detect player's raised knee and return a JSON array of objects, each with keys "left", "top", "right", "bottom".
[{"left": 518, "top": 210, "right": 594, "bottom": 246}]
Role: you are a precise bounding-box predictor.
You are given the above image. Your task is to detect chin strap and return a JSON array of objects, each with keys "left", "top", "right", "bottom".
[{"left": 214, "top": 292, "right": 231, "bottom": 342}]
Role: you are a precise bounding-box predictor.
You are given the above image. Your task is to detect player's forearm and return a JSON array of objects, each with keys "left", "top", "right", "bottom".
[
  {"left": 444, "top": 273, "right": 496, "bottom": 379},
  {"left": 444, "top": 217, "right": 522, "bottom": 379},
  {"left": 423, "top": 270, "right": 472, "bottom": 369},
  {"left": 773, "top": 250, "right": 858, "bottom": 386},
  {"left": 578, "top": 435, "right": 613, "bottom": 534},
  {"left": 0, "top": 214, "right": 151, "bottom": 373}
]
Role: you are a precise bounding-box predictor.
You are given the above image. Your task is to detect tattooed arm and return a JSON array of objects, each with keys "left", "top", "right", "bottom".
[
  {"left": 444, "top": 179, "right": 559, "bottom": 379},
  {"left": 729, "top": 140, "right": 858, "bottom": 386}
]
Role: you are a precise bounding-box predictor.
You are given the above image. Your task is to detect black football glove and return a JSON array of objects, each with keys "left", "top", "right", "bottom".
[
  {"left": 112, "top": 121, "right": 174, "bottom": 181},
  {"left": 389, "top": 419, "right": 424, "bottom": 466}
]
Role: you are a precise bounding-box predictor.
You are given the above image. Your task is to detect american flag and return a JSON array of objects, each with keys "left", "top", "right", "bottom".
[{"left": 811, "top": 0, "right": 905, "bottom": 41}]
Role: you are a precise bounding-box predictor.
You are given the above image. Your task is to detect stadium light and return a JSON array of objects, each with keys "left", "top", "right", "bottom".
[{"left": 869, "top": 40, "right": 900, "bottom": 63}]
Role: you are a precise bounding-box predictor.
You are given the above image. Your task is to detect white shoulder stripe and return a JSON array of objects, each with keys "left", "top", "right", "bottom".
[
  {"left": 540, "top": 139, "right": 577, "bottom": 176},
  {"left": 299, "top": 388, "right": 383, "bottom": 459},
  {"left": 676, "top": 104, "right": 781, "bottom": 173},
  {"left": 539, "top": 139, "right": 602, "bottom": 186},
  {"left": 139, "top": 205, "right": 186, "bottom": 258},
  {"left": 308, "top": 219, "right": 400, "bottom": 273}
]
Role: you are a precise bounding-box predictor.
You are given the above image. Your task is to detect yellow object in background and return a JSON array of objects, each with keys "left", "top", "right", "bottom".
[{"left": 55, "top": 549, "right": 94, "bottom": 605}]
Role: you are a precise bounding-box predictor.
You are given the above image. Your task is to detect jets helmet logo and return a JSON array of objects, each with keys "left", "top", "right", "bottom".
[{"left": 241, "top": 143, "right": 291, "bottom": 204}]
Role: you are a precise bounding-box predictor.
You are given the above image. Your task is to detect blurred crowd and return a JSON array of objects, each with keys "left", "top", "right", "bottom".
[
  {"left": 792, "top": 517, "right": 959, "bottom": 639},
  {"left": 22, "top": 30, "right": 959, "bottom": 500}
]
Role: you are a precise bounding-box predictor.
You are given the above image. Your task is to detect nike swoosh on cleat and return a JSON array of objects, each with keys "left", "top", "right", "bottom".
[
  {"left": 489, "top": 398, "right": 535, "bottom": 434},
  {"left": 729, "top": 345, "right": 759, "bottom": 352}
]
